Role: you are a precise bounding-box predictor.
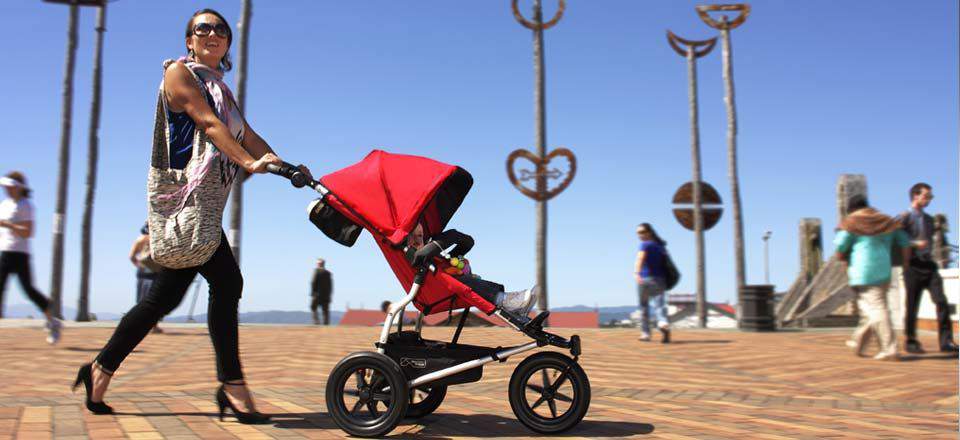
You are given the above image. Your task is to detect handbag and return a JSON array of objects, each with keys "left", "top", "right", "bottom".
[
  {"left": 663, "top": 250, "right": 681, "bottom": 290},
  {"left": 146, "top": 65, "right": 232, "bottom": 269}
]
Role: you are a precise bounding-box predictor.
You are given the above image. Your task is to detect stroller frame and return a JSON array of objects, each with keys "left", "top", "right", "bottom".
[
  {"left": 378, "top": 265, "right": 581, "bottom": 390},
  {"left": 267, "top": 155, "right": 590, "bottom": 437}
]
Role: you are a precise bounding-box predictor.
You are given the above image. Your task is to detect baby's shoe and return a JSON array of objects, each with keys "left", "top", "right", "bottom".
[{"left": 498, "top": 285, "right": 540, "bottom": 316}]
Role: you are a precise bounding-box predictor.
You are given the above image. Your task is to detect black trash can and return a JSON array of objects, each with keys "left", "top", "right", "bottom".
[{"left": 739, "top": 284, "right": 776, "bottom": 332}]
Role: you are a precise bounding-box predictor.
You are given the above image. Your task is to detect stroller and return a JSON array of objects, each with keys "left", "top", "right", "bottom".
[{"left": 269, "top": 150, "right": 590, "bottom": 437}]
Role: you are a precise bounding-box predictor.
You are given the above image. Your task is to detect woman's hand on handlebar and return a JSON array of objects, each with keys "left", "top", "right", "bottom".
[{"left": 245, "top": 153, "right": 282, "bottom": 174}]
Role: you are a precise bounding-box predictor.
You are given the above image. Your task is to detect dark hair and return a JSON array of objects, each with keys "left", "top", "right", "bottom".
[
  {"left": 909, "top": 182, "right": 932, "bottom": 200},
  {"left": 847, "top": 194, "right": 869, "bottom": 213},
  {"left": 5, "top": 171, "right": 30, "bottom": 198},
  {"left": 638, "top": 223, "right": 667, "bottom": 246},
  {"left": 184, "top": 9, "right": 233, "bottom": 72}
]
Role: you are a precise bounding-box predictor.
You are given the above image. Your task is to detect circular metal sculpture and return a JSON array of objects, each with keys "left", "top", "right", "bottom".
[
  {"left": 695, "top": 3, "right": 751, "bottom": 30},
  {"left": 507, "top": 148, "right": 577, "bottom": 202},
  {"left": 672, "top": 181, "right": 723, "bottom": 231},
  {"left": 512, "top": 0, "right": 565, "bottom": 30}
]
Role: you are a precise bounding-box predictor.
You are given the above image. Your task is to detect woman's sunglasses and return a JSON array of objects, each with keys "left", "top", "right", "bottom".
[{"left": 193, "top": 22, "right": 230, "bottom": 38}]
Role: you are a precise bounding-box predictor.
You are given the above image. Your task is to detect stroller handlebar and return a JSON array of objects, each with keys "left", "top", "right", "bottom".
[{"left": 267, "top": 161, "right": 328, "bottom": 195}]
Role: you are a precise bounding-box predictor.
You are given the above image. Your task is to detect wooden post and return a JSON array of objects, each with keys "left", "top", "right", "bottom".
[
  {"left": 532, "top": 0, "right": 548, "bottom": 315},
  {"left": 49, "top": 1, "right": 80, "bottom": 319},
  {"left": 696, "top": 4, "right": 751, "bottom": 300},
  {"left": 666, "top": 31, "right": 717, "bottom": 328},
  {"left": 77, "top": 3, "right": 107, "bottom": 321},
  {"left": 228, "top": 0, "right": 252, "bottom": 262}
]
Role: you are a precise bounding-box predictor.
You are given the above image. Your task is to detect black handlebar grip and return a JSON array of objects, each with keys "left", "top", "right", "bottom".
[{"left": 266, "top": 162, "right": 307, "bottom": 188}]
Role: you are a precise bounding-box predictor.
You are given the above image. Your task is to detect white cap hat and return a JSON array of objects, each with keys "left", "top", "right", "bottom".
[{"left": 0, "top": 177, "right": 23, "bottom": 189}]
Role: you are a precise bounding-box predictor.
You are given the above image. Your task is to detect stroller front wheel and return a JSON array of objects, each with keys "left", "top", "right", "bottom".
[
  {"left": 508, "top": 352, "right": 591, "bottom": 434},
  {"left": 325, "top": 352, "right": 409, "bottom": 437}
]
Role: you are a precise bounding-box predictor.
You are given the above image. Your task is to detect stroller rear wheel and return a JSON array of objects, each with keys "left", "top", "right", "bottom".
[
  {"left": 405, "top": 385, "right": 447, "bottom": 418},
  {"left": 508, "top": 352, "right": 590, "bottom": 434},
  {"left": 325, "top": 352, "right": 409, "bottom": 437}
]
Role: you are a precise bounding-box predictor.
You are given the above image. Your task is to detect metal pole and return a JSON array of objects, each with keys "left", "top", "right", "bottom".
[
  {"left": 686, "top": 46, "right": 708, "bottom": 328},
  {"left": 719, "top": 18, "right": 746, "bottom": 294},
  {"left": 50, "top": 0, "right": 80, "bottom": 319},
  {"left": 763, "top": 231, "right": 771, "bottom": 284},
  {"left": 532, "top": 0, "right": 548, "bottom": 315},
  {"left": 77, "top": 3, "right": 106, "bottom": 321},
  {"left": 228, "top": 0, "right": 252, "bottom": 262}
]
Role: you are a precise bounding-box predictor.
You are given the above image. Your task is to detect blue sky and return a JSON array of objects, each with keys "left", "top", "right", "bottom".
[{"left": 0, "top": 1, "right": 956, "bottom": 318}]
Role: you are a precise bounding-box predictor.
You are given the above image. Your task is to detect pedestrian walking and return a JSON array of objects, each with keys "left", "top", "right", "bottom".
[
  {"left": 897, "top": 183, "right": 959, "bottom": 353},
  {"left": 635, "top": 223, "right": 671, "bottom": 343},
  {"left": 310, "top": 258, "right": 332, "bottom": 325},
  {"left": 835, "top": 196, "right": 910, "bottom": 361},
  {"left": 73, "top": 9, "right": 312, "bottom": 423},
  {"left": 128, "top": 223, "right": 163, "bottom": 333},
  {"left": 0, "top": 171, "right": 62, "bottom": 344}
]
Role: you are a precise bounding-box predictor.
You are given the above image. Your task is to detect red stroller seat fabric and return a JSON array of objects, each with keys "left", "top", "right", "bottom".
[{"left": 316, "top": 150, "right": 496, "bottom": 315}]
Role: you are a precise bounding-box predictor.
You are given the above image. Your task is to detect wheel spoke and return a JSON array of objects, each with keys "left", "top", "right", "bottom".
[
  {"left": 549, "top": 366, "right": 572, "bottom": 392},
  {"left": 540, "top": 369, "right": 551, "bottom": 389},
  {"left": 343, "top": 389, "right": 360, "bottom": 397},
  {"left": 530, "top": 395, "right": 547, "bottom": 410},
  {"left": 554, "top": 392, "right": 573, "bottom": 403},
  {"left": 368, "top": 371, "right": 384, "bottom": 391},
  {"left": 350, "top": 400, "right": 365, "bottom": 415},
  {"left": 372, "top": 393, "right": 392, "bottom": 402},
  {"left": 366, "top": 401, "right": 380, "bottom": 417},
  {"left": 526, "top": 384, "right": 545, "bottom": 394},
  {"left": 354, "top": 370, "right": 367, "bottom": 389},
  {"left": 547, "top": 398, "right": 559, "bottom": 418}
]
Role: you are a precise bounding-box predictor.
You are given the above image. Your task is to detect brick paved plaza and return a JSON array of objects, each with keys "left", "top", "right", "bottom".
[{"left": 0, "top": 321, "right": 956, "bottom": 439}]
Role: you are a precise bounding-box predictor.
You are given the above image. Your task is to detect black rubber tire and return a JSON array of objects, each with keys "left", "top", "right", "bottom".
[
  {"left": 325, "top": 352, "right": 409, "bottom": 438},
  {"left": 405, "top": 385, "right": 447, "bottom": 418},
  {"left": 508, "top": 352, "right": 590, "bottom": 434}
]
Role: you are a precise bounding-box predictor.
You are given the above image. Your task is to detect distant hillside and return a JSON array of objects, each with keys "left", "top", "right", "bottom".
[
  {"left": 167, "top": 310, "right": 344, "bottom": 325},
  {"left": 2, "top": 304, "right": 122, "bottom": 321},
  {"left": 552, "top": 305, "right": 637, "bottom": 324}
]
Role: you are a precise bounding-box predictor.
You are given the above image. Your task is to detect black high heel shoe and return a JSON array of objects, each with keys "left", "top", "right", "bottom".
[
  {"left": 216, "top": 384, "right": 271, "bottom": 424},
  {"left": 72, "top": 363, "right": 114, "bottom": 415}
]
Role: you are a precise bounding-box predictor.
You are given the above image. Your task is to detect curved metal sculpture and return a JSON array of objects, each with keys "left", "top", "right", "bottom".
[
  {"left": 511, "top": 0, "right": 565, "bottom": 30},
  {"left": 666, "top": 31, "right": 717, "bottom": 58},
  {"left": 695, "top": 3, "right": 750, "bottom": 30}
]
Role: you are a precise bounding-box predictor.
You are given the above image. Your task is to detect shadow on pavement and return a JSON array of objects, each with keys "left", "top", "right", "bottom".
[
  {"left": 668, "top": 340, "right": 733, "bottom": 345},
  {"left": 269, "top": 412, "right": 654, "bottom": 437},
  {"left": 899, "top": 353, "right": 958, "bottom": 362}
]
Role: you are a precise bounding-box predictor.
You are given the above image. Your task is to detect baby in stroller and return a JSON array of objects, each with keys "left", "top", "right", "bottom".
[{"left": 404, "top": 222, "right": 539, "bottom": 319}]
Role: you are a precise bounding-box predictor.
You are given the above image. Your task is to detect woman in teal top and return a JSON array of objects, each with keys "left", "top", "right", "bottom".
[{"left": 833, "top": 196, "right": 911, "bottom": 361}]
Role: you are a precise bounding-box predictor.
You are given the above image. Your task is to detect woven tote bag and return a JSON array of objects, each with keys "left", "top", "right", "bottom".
[{"left": 146, "top": 65, "right": 232, "bottom": 269}]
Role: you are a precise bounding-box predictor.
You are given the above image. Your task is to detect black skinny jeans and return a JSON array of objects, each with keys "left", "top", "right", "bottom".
[
  {"left": 96, "top": 232, "right": 244, "bottom": 382},
  {"left": 0, "top": 251, "right": 50, "bottom": 317}
]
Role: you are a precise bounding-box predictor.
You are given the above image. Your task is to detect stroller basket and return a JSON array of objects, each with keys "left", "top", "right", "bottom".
[{"left": 382, "top": 331, "right": 489, "bottom": 387}]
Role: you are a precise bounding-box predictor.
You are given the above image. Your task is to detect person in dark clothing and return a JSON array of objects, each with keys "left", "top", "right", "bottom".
[
  {"left": 310, "top": 258, "right": 332, "bottom": 325},
  {"left": 897, "top": 183, "right": 959, "bottom": 353},
  {"left": 129, "top": 223, "right": 163, "bottom": 334}
]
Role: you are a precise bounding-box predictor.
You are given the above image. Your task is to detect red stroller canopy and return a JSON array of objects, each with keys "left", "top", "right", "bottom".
[
  {"left": 319, "top": 150, "right": 472, "bottom": 246},
  {"left": 313, "top": 150, "right": 492, "bottom": 315}
]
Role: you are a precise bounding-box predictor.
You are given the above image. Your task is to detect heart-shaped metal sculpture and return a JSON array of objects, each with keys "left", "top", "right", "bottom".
[{"left": 506, "top": 148, "right": 577, "bottom": 201}]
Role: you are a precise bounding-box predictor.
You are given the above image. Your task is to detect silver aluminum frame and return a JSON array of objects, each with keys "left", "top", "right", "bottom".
[{"left": 378, "top": 278, "right": 542, "bottom": 388}]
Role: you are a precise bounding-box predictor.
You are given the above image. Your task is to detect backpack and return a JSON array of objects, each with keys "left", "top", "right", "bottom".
[{"left": 663, "top": 250, "right": 681, "bottom": 290}]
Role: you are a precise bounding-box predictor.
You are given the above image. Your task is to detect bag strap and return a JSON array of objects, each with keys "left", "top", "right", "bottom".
[{"left": 151, "top": 62, "right": 213, "bottom": 171}]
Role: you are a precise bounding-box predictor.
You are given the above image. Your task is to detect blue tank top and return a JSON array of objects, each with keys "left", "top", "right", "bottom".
[{"left": 167, "top": 110, "right": 196, "bottom": 170}]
